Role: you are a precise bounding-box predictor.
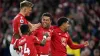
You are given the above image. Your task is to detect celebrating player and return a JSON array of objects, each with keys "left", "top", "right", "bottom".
[
  {"left": 34, "top": 12, "right": 56, "bottom": 56},
  {"left": 51, "top": 17, "right": 89, "bottom": 56},
  {"left": 14, "top": 24, "right": 48, "bottom": 56},
  {"left": 10, "top": 1, "right": 40, "bottom": 56}
]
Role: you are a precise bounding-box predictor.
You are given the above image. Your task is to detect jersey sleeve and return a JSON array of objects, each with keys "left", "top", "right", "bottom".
[
  {"left": 13, "top": 39, "right": 19, "bottom": 49},
  {"left": 13, "top": 38, "right": 26, "bottom": 51},
  {"left": 13, "top": 19, "right": 19, "bottom": 34},
  {"left": 67, "top": 34, "right": 85, "bottom": 49},
  {"left": 13, "top": 38, "right": 26, "bottom": 49}
]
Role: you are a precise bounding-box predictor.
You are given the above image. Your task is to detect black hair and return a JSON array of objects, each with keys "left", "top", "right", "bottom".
[
  {"left": 20, "top": 24, "right": 29, "bottom": 34},
  {"left": 39, "top": 12, "right": 56, "bottom": 25},
  {"left": 57, "top": 17, "right": 69, "bottom": 26}
]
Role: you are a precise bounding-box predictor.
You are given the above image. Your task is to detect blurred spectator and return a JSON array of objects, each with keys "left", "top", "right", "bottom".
[
  {"left": 81, "top": 48, "right": 91, "bottom": 56},
  {"left": 93, "top": 48, "right": 100, "bottom": 56},
  {"left": 88, "top": 40, "right": 95, "bottom": 56}
]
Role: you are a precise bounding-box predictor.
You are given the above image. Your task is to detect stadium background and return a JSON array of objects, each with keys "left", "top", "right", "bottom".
[{"left": 0, "top": 0, "right": 100, "bottom": 56}]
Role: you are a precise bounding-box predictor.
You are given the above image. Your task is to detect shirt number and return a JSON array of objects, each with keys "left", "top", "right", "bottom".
[{"left": 24, "top": 43, "right": 30, "bottom": 55}]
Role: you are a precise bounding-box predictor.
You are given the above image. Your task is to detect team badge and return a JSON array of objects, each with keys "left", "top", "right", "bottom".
[
  {"left": 20, "top": 19, "right": 24, "bottom": 24},
  {"left": 61, "top": 37, "right": 66, "bottom": 46}
]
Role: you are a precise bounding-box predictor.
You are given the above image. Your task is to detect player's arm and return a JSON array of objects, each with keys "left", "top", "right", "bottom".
[
  {"left": 13, "top": 27, "right": 23, "bottom": 39},
  {"left": 40, "top": 32, "right": 49, "bottom": 46},
  {"left": 13, "top": 38, "right": 26, "bottom": 50},
  {"left": 28, "top": 22, "right": 41, "bottom": 32},
  {"left": 67, "top": 36, "right": 89, "bottom": 49},
  {"left": 13, "top": 20, "right": 21, "bottom": 39},
  {"left": 13, "top": 33, "right": 20, "bottom": 39},
  {"left": 13, "top": 39, "right": 19, "bottom": 50},
  {"left": 34, "top": 32, "right": 49, "bottom": 46}
]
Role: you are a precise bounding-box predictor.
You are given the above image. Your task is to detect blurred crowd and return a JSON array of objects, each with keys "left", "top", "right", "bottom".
[{"left": 0, "top": 0, "right": 100, "bottom": 56}]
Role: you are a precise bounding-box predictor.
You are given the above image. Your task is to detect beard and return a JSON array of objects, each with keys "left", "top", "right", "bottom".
[
  {"left": 43, "top": 24, "right": 50, "bottom": 29},
  {"left": 64, "top": 28, "right": 68, "bottom": 32}
]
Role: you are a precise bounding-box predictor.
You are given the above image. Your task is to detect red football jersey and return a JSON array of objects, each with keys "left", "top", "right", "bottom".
[
  {"left": 51, "top": 27, "right": 85, "bottom": 56},
  {"left": 11, "top": 13, "right": 28, "bottom": 44},
  {"left": 15, "top": 35, "right": 39, "bottom": 56},
  {"left": 34, "top": 26, "right": 54, "bottom": 55}
]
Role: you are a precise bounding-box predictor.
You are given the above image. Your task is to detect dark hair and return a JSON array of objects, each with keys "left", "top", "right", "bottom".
[
  {"left": 20, "top": 0, "right": 33, "bottom": 9},
  {"left": 39, "top": 12, "right": 56, "bottom": 25},
  {"left": 57, "top": 17, "right": 69, "bottom": 26},
  {"left": 42, "top": 12, "right": 53, "bottom": 20},
  {"left": 20, "top": 24, "right": 29, "bottom": 34}
]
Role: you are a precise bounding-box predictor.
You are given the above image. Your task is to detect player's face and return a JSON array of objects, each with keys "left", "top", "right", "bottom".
[
  {"left": 25, "top": 7, "right": 32, "bottom": 16},
  {"left": 41, "top": 16, "right": 51, "bottom": 28},
  {"left": 63, "top": 22, "right": 70, "bottom": 32}
]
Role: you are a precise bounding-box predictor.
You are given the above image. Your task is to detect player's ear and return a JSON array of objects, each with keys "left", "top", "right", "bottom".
[
  {"left": 50, "top": 20, "right": 52, "bottom": 24},
  {"left": 23, "top": 7, "right": 27, "bottom": 12},
  {"left": 28, "top": 28, "right": 30, "bottom": 33}
]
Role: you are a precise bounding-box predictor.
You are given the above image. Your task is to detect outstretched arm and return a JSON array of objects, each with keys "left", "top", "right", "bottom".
[{"left": 67, "top": 37, "right": 89, "bottom": 49}]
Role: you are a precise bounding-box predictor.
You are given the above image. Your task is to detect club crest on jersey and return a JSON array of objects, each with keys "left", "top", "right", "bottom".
[
  {"left": 61, "top": 37, "right": 66, "bottom": 46},
  {"left": 20, "top": 19, "right": 24, "bottom": 24}
]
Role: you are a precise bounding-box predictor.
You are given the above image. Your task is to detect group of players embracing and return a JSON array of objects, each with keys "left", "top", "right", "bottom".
[{"left": 9, "top": 0, "right": 89, "bottom": 56}]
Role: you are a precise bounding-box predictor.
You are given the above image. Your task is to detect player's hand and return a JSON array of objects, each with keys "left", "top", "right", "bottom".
[
  {"left": 84, "top": 41, "right": 89, "bottom": 47},
  {"left": 40, "top": 32, "right": 49, "bottom": 46},
  {"left": 43, "top": 32, "right": 49, "bottom": 39},
  {"left": 13, "top": 33, "right": 21, "bottom": 39}
]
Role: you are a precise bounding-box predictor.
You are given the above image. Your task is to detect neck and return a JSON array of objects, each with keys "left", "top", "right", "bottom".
[
  {"left": 19, "top": 10, "right": 25, "bottom": 16},
  {"left": 59, "top": 26, "right": 65, "bottom": 32},
  {"left": 43, "top": 27, "right": 49, "bottom": 29},
  {"left": 42, "top": 25, "right": 51, "bottom": 29}
]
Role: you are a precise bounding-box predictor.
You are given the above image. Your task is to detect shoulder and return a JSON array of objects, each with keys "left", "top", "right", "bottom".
[
  {"left": 51, "top": 27, "right": 60, "bottom": 35},
  {"left": 19, "top": 37, "right": 26, "bottom": 42},
  {"left": 65, "top": 32, "right": 70, "bottom": 40},
  {"left": 13, "top": 14, "right": 21, "bottom": 20},
  {"left": 50, "top": 25, "right": 58, "bottom": 29},
  {"left": 53, "top": 27, "right": 60, "bottom": 32},
  {"left": 66, "top": 32, "right": 70, "bottom": 36},
  {"left": 13, "top": 14, "right": 22, "bottom": 22},
  {"left": 14, "top": 14, "right": 28, "bottom": 24}
]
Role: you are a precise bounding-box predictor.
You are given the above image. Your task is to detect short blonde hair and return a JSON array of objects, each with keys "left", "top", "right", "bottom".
[{"left": 20, "top": 0, "right": 33, "bottom": 9}]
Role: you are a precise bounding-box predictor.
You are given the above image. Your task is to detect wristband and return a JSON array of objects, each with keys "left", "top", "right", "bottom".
[{"left": 43, "top": 36, "right": 47, "bottom": 39}]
